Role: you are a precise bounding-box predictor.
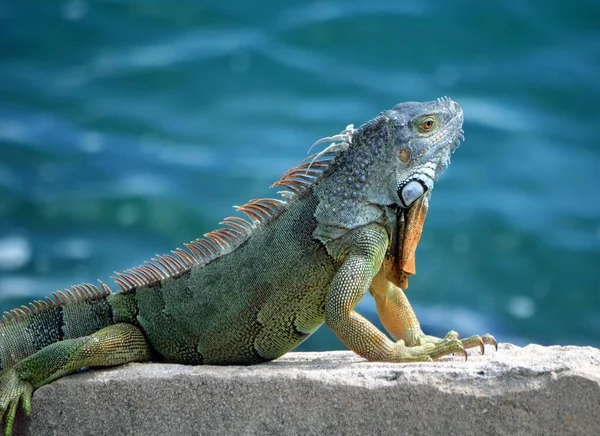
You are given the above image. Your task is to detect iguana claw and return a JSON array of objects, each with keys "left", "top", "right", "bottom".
[
  {"left": 416, "top": 330, "right": 497, "bottom": 361},
  {"left": 460, "top": 335, "right": 485, "bottom": 355},
  {"left": 483, "top": 333, "right": 499, "bottom": 351}
]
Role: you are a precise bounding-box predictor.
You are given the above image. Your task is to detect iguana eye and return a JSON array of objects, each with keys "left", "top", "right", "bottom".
[
  {"left": 399, "top": 147, "right": 411, "bottom": 164},
  {"left": 418, "top": 118, "right": 436, "bottom": 133}
]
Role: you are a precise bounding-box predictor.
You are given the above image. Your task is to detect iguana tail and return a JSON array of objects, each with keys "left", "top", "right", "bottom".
[
  {"left": 0, "top": 282, "right": 150, "bottom": 435},
  {"left": 0, "top": 282, "right": 115, "bottom": 372}
]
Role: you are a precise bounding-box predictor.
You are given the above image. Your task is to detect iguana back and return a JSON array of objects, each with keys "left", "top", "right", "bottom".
[{"left": 121, "top": 191, "right": 337, "bottom": 364}]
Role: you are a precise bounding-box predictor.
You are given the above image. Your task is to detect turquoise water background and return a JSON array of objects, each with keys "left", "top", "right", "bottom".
[{"left": 0, "top": 1, "right": 599, "bottom": 349}]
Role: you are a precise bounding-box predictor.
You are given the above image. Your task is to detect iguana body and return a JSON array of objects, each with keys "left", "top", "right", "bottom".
[{"left": 0, "top": 98, "right": 495, "bottom": 434}]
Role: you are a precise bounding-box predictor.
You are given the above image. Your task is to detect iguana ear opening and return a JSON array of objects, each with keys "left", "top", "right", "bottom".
[{"left": 383, "top": 195, "right": 429, "bottom": 289}]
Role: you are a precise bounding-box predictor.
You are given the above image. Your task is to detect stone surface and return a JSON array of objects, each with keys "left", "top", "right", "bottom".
[{"left": 14, "top": 344, "right": 600, "bottom": 436}]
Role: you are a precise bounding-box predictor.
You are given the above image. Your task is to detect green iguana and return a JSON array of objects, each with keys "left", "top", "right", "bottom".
[{"left": 0, "top": 97, "right": 495, "bottom": 434}]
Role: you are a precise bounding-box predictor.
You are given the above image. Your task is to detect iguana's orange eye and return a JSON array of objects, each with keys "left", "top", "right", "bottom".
[
  {"left": 417, "top": 118, "right": 436, "bottom": 133},
  {"left": 399, "top": 147, "right": 411, "bottom": 164}
]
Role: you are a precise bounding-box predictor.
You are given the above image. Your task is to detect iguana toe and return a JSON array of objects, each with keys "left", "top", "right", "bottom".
[
  {"left": 427, "top": 335, "right": 467, "bottom": 360},
  {"left": 459, "top": 333, "right": 498, "bottom": 355}
]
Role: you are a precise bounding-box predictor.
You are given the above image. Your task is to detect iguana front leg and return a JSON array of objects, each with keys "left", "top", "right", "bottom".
[
  {"left": 370, "top": 271, "right": 497, "bottom": 355},
  {"left": 324, "top": 224, "right": 472, "bottom": 362},
  {"left": 0, "top": 323, "right": 151, "bottom": 436}
]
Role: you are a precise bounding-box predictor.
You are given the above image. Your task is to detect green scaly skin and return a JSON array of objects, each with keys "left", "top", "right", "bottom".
[{"left": 0, "top": 98, "right": 496, "bottom": 434}]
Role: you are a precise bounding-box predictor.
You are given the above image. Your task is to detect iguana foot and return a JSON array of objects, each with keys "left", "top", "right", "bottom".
[
  {"left": 392, "top": 330, "right": 497, "bottom": 362},
  {"left": 393, "top": 335, "right": 462, "bottom": 362},
  {"left": 0, "top": 369, "right": 33, "bottom": 436},
  {"left": 422, "top": 330, "right": 497, "bottom": 360}
]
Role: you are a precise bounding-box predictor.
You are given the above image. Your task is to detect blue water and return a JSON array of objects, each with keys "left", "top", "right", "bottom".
[{"left": 0, "top": 1, "right": 599, "bottom": 349}]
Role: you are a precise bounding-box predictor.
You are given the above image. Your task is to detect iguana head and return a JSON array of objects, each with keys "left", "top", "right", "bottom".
[
  {"left": 367, "top": 96, "right": 464, "bottom": 288},
  {"left": 347, "top": 96, "right": 464, "bottom": 210},
  {"left": 309, "top": 97, "right": 464, "bottom": 288},
  {"left": 387, "top": 97, "right": 463, "bottom": 208}
]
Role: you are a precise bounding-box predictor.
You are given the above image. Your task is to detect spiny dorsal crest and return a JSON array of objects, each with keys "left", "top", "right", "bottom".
[
  {"left": 0, "top": 124, "right": 355, "bottom": 326},
  {"left": 112, "top": 123, "right": 354, "bottom": 293},
  {"left": 1, "top": 281, "right": 111, "bottom": 325}
]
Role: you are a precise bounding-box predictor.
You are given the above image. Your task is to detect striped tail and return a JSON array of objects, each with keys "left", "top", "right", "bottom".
[{"left": 0, "top": 281, "right": 115, "bottom": 372}]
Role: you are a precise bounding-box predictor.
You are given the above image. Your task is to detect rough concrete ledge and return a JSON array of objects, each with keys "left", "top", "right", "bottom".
[{"left": 14, "top": 344, "right": 600, "bottom": 436}]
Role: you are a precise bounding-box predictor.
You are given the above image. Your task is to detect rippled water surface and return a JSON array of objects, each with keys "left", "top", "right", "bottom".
[{"left": 1, "top": 1, "right": 599, "bottom": 349}]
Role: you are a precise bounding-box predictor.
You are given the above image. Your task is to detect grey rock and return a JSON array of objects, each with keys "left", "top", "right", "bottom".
[{"left": 14, "top": 344, "right": 600, "bottom": 436}]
